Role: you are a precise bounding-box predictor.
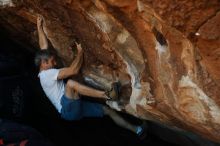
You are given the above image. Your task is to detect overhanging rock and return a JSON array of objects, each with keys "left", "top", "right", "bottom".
[{"left": 0, "top": 0, "right": 220, "bottom": 143}]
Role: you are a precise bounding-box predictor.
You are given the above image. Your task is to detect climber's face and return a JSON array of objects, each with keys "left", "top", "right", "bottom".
[{"left": 41, "top": 56, "right": 57, "bottom": 70}]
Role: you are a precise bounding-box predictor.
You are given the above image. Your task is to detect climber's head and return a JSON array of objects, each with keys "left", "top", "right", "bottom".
[{"left": 35, "top": 49, "right": 57, "bottom": 70}]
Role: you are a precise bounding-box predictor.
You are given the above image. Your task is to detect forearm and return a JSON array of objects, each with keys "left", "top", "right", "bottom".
[
  {"left": 73, "top": 54, "right": 83, "bottom": 73},
  {"left": 68, "top": 51, "right": 83, "bottom": 74},
  {"left": 57, "top": 46, "right": 83, "bottom": 79},
  {"left": 38, "top": 25, "right": 48, "bottom": 50}
]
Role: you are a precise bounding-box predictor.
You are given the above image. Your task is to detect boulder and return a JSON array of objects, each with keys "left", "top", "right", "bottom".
[{"left": 0, "top": 0, "right": 220, "bottom": 143}]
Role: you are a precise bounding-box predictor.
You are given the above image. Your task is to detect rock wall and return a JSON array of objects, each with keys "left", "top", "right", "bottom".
[{"left": 0, "top": 0, "right": 220, "bottom": 143}]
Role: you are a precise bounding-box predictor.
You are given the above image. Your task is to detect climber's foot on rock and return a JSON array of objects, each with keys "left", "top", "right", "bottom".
[{"left": 105, "top": 81, "right": 121, "bottom": 101}]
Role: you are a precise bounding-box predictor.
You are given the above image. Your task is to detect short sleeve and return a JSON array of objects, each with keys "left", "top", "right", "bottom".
[{"left": 46, "top": 69, "right": 60, "bottom": 80}]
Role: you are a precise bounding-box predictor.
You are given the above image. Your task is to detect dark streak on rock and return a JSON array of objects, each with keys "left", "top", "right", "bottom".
[{"left": 152, "top": 27, "right": 167, "bottom": 46}]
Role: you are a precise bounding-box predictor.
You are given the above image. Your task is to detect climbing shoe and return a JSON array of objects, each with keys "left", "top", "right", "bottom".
[
  {"left": 136, "top": 121, "right": 148, "bottom": 140},
  {"left": 105, "top": 81, "right": 121, "bottom": 101}
]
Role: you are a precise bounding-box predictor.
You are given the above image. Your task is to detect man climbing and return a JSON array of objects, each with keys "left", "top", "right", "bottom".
[{"left": 35, "top": 15, "right": 146, "bottom": 137}]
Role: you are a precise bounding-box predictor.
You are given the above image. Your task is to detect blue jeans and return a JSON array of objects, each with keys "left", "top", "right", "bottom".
[{"left": 60, "top": 94, "right": 104, "bottom": 121}]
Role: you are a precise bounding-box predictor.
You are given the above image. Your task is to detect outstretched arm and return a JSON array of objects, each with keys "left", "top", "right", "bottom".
[
  {"left": 57, "top": 43, "right": 83, "bottom": 80},
  {"left": 37, "top": 15, "right": 48, "bottom": 50}
]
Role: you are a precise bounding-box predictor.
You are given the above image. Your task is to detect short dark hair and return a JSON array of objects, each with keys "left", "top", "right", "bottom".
[{"left": 34, "top": 49, "right": 54, "bottom": 68}]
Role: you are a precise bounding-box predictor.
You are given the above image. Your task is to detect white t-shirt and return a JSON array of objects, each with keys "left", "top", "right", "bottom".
[{"left": 38, "top": 69, "right": 65, "bottom": 113}]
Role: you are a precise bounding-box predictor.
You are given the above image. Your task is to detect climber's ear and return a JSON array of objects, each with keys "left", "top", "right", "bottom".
[{"left": 41, "top": 59, "right": 48, "bottom": 65}]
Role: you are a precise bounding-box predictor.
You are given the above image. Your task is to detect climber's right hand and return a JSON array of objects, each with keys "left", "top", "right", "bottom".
[{"left": 37, "top": 15, "right": 44, "bottom": 27}]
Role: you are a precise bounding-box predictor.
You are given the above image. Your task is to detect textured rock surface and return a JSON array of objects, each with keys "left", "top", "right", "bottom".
[{"left": 0, "top": 0, "right": 220, "bottom": 143}]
